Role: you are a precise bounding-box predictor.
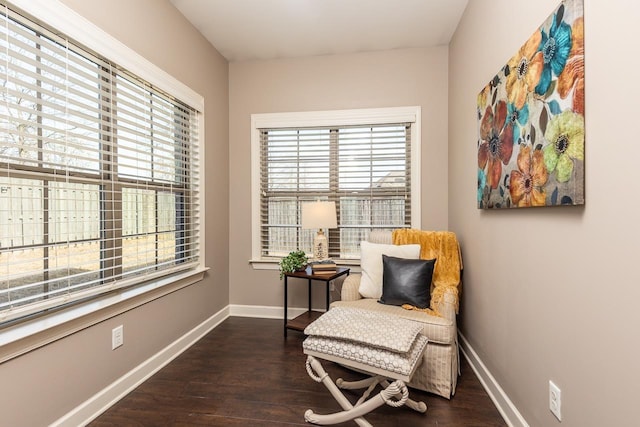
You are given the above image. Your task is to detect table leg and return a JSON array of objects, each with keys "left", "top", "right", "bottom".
[
  {"left": 326, "top": 279, "right": 330, "bottom": 311},
  {"left": 308, "top": 278, "right": 312, "bottom": 312},
  {"left": 284, "top": 276, "right": 288, "bottom": 337}
]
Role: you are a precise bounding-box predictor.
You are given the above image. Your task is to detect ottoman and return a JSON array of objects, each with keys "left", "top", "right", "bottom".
[{"left": 302, "top": 307, "right": 428, "bottom": 426}]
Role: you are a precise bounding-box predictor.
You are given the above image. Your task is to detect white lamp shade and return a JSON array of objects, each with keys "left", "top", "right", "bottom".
[{"left": 301, "top": 201, "right": 337, "bottom": 230}]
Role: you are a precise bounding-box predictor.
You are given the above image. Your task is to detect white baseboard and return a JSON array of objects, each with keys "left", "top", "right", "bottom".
[
  {"left": 229, "top": 304, "right": 323, "bottom": 319},
  {"left": 458, "top": 332, "right": 529, "bottom": 427},
  {"left": 51, "top": 305, "right": 230, "bottom": 427}
]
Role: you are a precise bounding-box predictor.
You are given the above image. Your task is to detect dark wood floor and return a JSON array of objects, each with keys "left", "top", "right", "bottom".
[{"left": 90, "top": 317, "right": 506, "bottom": 426}]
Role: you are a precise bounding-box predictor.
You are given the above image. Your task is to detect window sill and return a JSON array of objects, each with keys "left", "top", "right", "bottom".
[
  {"left": 0, "top": 267, "right": 209, "bottom": 364},
  {"left": 249, "top": 259, "right": 362, "bottom": 273}
]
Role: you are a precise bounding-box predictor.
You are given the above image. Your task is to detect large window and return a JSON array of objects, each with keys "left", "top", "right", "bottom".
[
  {"left": 0, "top": 3, "right": 201, "bottom": 323},
  {"left": 251, "top": 107, "right": 420, "bottom": 264}
]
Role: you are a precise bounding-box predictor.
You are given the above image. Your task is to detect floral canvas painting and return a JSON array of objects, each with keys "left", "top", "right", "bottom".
[{"left": 477, "top": 0, "right": 584, "bottom": 209}]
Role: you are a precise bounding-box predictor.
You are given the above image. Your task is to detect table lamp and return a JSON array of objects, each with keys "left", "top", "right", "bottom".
[{"left": 301, "top": 201, "right": 337, "bottom": 261}]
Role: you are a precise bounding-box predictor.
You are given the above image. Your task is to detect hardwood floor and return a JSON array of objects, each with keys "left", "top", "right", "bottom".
[{"left": 90, "top": 317, "right": 506, "bottom": 426}]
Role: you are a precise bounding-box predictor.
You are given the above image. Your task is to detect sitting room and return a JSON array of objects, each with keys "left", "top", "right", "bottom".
[{"left": 0, "top": 0, "right": 637, "bottom": 426}]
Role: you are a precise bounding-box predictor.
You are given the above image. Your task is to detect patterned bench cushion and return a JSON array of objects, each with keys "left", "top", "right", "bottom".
[
  {"left": 332, "top": 299, "right": 455, "bottom": 345},
  {"left": 303, "top": 334, "right": 428, "bottom": 381},
  {"left": 304, "top": 307, "right": 423, "bottom": 353},
  {"left": 303, "top": 307, "right": 428, "bottom": 381}
]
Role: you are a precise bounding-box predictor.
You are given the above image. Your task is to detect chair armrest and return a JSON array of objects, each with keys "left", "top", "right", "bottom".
[
  {"left": 340, "top": 274, "right": 363, "bottom": 301},
  {"left": 434, "top": 286, "right": 459, "bottom": 322}
]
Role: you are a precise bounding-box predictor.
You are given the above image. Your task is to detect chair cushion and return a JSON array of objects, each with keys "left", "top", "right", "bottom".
[
  {"left": 331, "top": 298, "right": 456, "bottom": 345},
  {"left": 358, "top": 241, "right": 420, "bottom": 299},
  {"left": 379, "top": 255, "right": 435, "bottom": 309}
]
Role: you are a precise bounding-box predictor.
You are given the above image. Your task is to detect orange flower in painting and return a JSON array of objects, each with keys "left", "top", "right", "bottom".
[
  {"left": 557, "top": 17, "right": 584, "bottom": 115},
  {"left": 505, "top": 30, "right": 544, "bottom": 109},
  {"left": 509, "top": 145, "right": 548, "bottom": 207},
  {"left": 478, "top": 100, "right": 514, "bottom": 189}
]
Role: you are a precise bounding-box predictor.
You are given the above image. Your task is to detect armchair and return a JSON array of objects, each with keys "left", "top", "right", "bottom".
[{"left": 330, "top": 229, "right": 462, "bottom": 399}]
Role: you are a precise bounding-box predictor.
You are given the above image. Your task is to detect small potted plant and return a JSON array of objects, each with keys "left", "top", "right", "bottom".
[{"left": 279, "top": 250, "right": 309, "bottom": 279}]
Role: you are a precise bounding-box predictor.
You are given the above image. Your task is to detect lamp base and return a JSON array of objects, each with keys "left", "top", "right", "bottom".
[{"left": 313, "top": 229, "right": 329, "bottom": 261}]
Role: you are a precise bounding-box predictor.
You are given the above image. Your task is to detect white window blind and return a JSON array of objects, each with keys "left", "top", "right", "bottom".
[
  {"left": 260, "top": 123, "right": 411, "bottom": 260},
  {"left": 0, "top": 4, "right": 200, "bottom": 323}
]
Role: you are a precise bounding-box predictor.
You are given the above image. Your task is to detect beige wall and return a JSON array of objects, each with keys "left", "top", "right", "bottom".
[
  {"left": 228, "top": 48, "right": 449, "bottom": 308},
  {"left": 0, "top": 1, "right": 229, "bottom": 426},
  {"left": 449, "top": 0, "right": 640, "bottom": 425}
]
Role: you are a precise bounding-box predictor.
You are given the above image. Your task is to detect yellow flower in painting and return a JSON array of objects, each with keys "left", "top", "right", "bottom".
[
  {"left": 506, "top": 30, "right": 544, "bottom": 109},
  {"left": 557, "top": 17, "right": 584, "bottom": 115},
  {"left": 509, "top": 145, "right": 548, "bottom": 207},
  {"left": 477, "top": 84, "right": 491, "bottom": 111},
  {"left": 543, "top": 110, "right": 584, "bottom": 183}
]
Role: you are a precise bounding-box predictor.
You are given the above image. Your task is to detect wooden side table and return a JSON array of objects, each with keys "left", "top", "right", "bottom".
[{"left": 283, "top": 266, "right": 350, "bottom": 337}]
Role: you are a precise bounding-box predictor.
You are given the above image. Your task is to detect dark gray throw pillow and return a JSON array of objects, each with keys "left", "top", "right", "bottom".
[{"left": 379, "top": 255, "right": 436, "bottom": 309}]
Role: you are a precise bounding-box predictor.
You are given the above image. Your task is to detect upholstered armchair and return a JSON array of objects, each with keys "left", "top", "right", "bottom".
[{"left": 330, "top": 229, "right": 462, "bottom": 399}]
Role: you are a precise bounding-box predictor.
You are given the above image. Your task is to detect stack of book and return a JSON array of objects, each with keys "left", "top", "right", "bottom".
[{"left": 311, "top": 261, "right": 337, "bottom": 274}]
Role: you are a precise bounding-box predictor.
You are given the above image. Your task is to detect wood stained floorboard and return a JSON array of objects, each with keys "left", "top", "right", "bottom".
[{"left": 90, "top": 317, "right": 506, "bottom": 426}]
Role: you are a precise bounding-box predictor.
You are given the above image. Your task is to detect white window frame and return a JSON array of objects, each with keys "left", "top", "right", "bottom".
[
  {"left": 0, "top": 0, "right": 206, "bottom": 356},
  {"left": 250, "top": 106, "right": 421, "bottom": 269}
]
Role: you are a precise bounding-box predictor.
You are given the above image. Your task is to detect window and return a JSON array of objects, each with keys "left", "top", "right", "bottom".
[
  {"left": 251, "top": 107, "right": 421, "bottom": 264},
  {"left": 0, "top": 2, "right": 202, "bottom": 323}
]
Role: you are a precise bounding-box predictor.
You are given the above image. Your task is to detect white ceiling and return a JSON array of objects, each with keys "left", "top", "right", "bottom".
[{"left": 169, "top": 0, "right": 468, "bottom": 62}]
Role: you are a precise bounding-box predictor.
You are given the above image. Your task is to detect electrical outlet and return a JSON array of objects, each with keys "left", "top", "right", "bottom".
[
  {"left": 549, "top": 380, "right": 562, "bottom": 421},
  {"left": 112, "top": 325, "right": 123, "bottom": 350}
]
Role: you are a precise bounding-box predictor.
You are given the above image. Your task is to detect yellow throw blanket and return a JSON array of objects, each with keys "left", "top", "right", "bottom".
[{"left": 392, "top": 229, "right": 462, "bottom": 316}]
